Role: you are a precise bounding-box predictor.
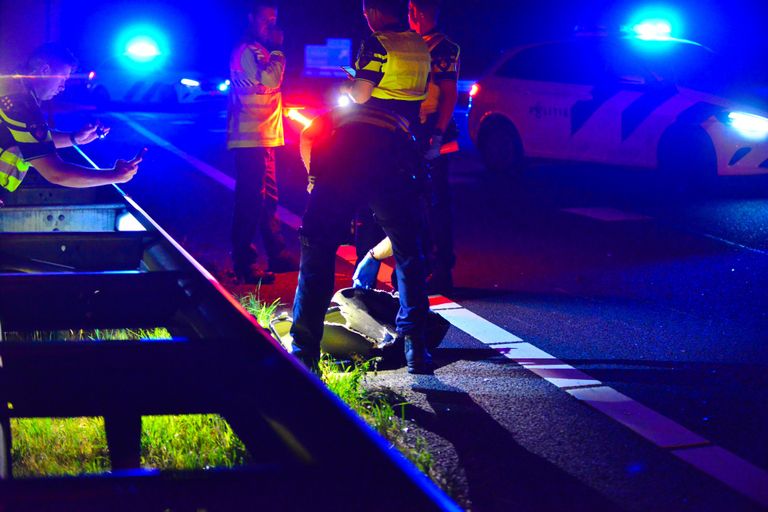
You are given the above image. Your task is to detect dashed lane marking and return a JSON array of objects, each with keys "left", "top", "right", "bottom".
[
  {"left": 116, "top": 112, "right": 768, "bottom": 505},
  {"left": 337, "top": 244, "right": 768, "bottom": 506},
  {"left": 113, "top": 112, "right": 301, "bottom": 231}
]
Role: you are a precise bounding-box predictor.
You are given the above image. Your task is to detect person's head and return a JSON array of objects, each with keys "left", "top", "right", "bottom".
[
  {"left": 248, "top": 1, "right": 279, "bottom": 44},
  {"left": 24, "top": 43, "right": 78, "bottom": 101},
  {"left": 408, "top": 0, "right": 440, "bottom": 33},
  {"left": 363, "top": 0, "right": 407, "bottom": 32}
]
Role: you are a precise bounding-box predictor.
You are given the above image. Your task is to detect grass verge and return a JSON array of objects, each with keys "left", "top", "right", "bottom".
[{"left": 9, "top": 294, "right": 436, "bottom": 489}]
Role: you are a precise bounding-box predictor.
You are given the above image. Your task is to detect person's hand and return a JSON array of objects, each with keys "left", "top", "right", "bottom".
[
  {"left": 74, "top": 120, "right": 109, "bottom": 145},
  {"left": 112, "top": 148, "right": 146, "bottom": 183},
  {"left": 424, "top": 134, "right": 443, "bottom": 161},
  {"left": 352, "top": 251, "right": 381, "bottom": 289}
]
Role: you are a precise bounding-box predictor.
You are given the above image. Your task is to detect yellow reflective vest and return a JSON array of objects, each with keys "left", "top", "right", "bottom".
[{"left": 226, "top": 41, "right": 285, "bottom": 149}]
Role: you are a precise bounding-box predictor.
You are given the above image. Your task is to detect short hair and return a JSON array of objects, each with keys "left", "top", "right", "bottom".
[
  {"left": 410, "top": 0, "right": 441, "bottom": 18},
  {"left": 26, "top": 43, "right": 78, "bottom": 72},
  {"left": 363, "top": 0, "right": 408, "bottom": 19}
]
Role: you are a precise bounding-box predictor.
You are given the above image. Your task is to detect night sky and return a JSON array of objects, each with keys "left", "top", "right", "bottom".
[{"left": 58, "top": 0, "right": 767, "bottom": 81}]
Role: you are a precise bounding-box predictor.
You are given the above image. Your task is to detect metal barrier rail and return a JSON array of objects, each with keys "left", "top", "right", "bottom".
[{"left": 0, "top": 184, "right": 458, "bottom": 511}]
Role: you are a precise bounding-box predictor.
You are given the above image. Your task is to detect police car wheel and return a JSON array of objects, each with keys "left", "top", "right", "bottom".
[
  {"left": 657, "top": 126, "right": 717, "bottom": 198},
  {"left": 478, "top": 118, "right": 523, "bottom": 174}
]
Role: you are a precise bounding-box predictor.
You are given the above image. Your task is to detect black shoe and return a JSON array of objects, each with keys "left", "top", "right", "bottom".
[
  {"left": 268, "top": 251, "right": 300, "bottom": 273},
  {"left": 288, "top": 342, "right": 321, "bottom": 372},
  {"left": 404, "top": 335, "right": 434, "bottom": 375},
  {"left": 235, "top": 264, "right": 276, "bottom": 285},
  {"left": 426, "top": 268, "right": 453, "bottom": 295}
]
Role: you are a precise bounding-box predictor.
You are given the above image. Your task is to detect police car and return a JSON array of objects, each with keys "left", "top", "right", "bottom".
[
  {"left": 468, "top": 27, "right": 768, "bottom": 191},
  {"left": 82, "top": 68, "right": 229, "bottom": 106}
]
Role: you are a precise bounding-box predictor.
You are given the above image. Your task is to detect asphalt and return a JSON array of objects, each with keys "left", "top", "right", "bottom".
[{"left": 45, "top": 103, "right": 768, "bottom": 511}]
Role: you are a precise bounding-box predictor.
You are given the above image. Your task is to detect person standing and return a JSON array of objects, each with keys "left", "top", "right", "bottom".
[
  {"left": 227, "top": 1, "right": 296, "bottom": 285},
  {"left": 409, "top": 0, "right": 460, "bottom": 293},
  {"left": 351, "top": 0, "right": 461, "bottom": 294},
  {"left": 289, "top": 0, "right": 434, "bottom": 374}
]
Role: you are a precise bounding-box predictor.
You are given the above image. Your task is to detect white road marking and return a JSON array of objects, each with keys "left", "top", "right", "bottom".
[
  {"left": 112, "top": 112, "right": 301, "bottom": 231},
  {"left": 114, "top": 112, "right": 768, "bottom": 506},
  {"left": 346, "top": 253, "right": 768, "bottom": 505},
  {"left": 561, "top": 207, "right": 653, "bottom": 222}
]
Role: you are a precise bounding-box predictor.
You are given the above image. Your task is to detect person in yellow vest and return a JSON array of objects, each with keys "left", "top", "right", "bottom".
[
  {"left": 0, "top": 43, "right": 142, "bottom": 200},
  {"left": 227, "top": 0, "right": 296, "bottom": 285},
  {"left": 289, "top": 0, "right": 435, "bottom": 374},
  {"left": 352, "top": 0, "right": 461, "bottom": 294}
]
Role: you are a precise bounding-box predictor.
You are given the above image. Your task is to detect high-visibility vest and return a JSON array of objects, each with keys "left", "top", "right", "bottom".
[
  {"left": 0, "top": 147, "right": 29, "bottom": 192},
  {"left": 369, "top": 31, "right": 430, "bottom": 104},
  {"left": 226, "top": 41, "right": 285, "bottom": 149}
]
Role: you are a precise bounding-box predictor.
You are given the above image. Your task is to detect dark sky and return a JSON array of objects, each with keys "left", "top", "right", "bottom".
[{"left": 59, "top": 0, "right": 766, "bottom": 81}]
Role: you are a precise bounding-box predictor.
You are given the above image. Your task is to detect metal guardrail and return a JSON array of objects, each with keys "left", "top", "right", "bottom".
[{"left": 0, "top": 184, "right": 458, "bottom": 511}]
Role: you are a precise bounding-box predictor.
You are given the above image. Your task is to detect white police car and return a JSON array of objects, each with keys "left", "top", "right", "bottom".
[{"left": 468, "top": 28, "right": 768, "bottom": 191}]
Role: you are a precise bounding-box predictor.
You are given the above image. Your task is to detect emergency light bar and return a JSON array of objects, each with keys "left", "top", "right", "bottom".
[
  {"left": 125, "top": 37, "right": 162, "bottom": 62},
  {"left": 632, "top": 20, "right": 673, "bottom": 40}
]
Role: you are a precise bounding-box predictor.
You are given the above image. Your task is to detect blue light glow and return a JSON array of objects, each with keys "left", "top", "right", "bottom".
[
  {"left": 632, "top": 20, "right": 672, "bottom": 40},
  {"left": 126, "top": 37, "right": 161, "bottom": 62},
  {"left": 624, "top": 6, "right": 683, "bottom": 40},
  {"left": 728, "top": 112, "right": 768, "bottom": 140},
  {"left": 115, "top": 25, "right": 169, "bottom": 71},
  {"left": 337, "top": 94, "right": 352, "bottom": 107},
  {"left": 180, "top": 78, "right": 200, "bottom": 87},
  {"left": 217, "top": 80, "right": 230, "bottom": 92}
]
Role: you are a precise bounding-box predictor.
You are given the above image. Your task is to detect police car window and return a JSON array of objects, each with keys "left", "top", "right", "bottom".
[
  {"left": 612, "top": 40, "right": 726, "bottom": 92},
  {"left": 496, "top": 42, "right": 607, "bottom": 85}
]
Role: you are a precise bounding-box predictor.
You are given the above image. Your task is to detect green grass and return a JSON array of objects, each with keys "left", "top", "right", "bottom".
[{"left": 9, "top": 295, "right": 434, "bottom": 484}]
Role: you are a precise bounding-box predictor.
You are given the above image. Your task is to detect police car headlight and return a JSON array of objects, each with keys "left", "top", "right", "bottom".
[{"left": 728, "top": 112, "right": 768, "bottom": 140}]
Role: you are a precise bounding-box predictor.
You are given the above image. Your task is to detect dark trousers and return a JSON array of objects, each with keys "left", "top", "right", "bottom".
[
  {"left": 290, "top": 124, "right": 429, "bottom": 352},
  {"left": 231, "top": 147, "right": 284, "bottom": 268},
  {"left": 425, "top": 154, "right": 455, "bottom": 271},
  {"left": 413, "top": 115, "right": 457, "bottom": 272}
]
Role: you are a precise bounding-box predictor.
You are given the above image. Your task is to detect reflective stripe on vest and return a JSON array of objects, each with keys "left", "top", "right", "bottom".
[
  {"left": 227, "top": 42, "right": 284, "bottom": 148},
  {"left": 0, "top": 148, "right": 29, "bottom": 192},
  {"left": 370, "top": 31, "right": 430, "bottom": 103}
]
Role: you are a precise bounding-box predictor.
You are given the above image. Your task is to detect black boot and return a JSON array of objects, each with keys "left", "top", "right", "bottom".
[
  {"left": 289, "top": 339, "right": 321, "bottom": 373},
  {"left": 404, "top": 335, "right": 434, "bottom": 375}
]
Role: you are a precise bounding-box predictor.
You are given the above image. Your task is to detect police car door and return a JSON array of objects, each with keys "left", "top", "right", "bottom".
[
  {"left": 493, "top": 43, "right": 591, "bottom": 161},
  {"left": 586, "top": 39, "right": 677, "bottom": 169},
  {"left": 561, "top": 39, "right": 653, "bottom": 165}
]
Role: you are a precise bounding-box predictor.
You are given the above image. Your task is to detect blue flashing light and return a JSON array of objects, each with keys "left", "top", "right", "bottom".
[
  {"left": 126, "top": 37, "right": 161, "bottom": 62},
  {"left": 217, "top": 80, "right": 230, "bottom": 92},
  {"left": 632, "top": 19, "right": 672, "bottom": 40},
  {"left": 624, "top": 6, "right": 683, "bottom": 41},
  {"left": 180, "top": 78, "right": 200, "bottom": 87},
  {"left": 115, "top": 24, "right": 169, "bottom": 72},
  {"left": 728, "top": 112, "right": 768, "bottom": 140}
]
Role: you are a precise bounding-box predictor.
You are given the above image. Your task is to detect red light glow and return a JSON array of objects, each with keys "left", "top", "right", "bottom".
[{"left": 469, "top": 83, "right": 479, "bottom": 97}]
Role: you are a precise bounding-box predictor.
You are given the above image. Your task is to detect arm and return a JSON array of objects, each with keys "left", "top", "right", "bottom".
[
  {"left": 340, "top": 79, "right": 375, "bottom": 104},
  {"left": 346, "top": 35, "right": 386, "bottom": 104},
  {"left": 31, "top": 152, "right": 142, "bottom": 188},
  {"left": 51, "top": 130, "right": 76, "bottom": 148},
  {"left": 258, "top": 50, "right": 286, "bottom": 88},
  {"left": 52, "top": 121, "right": 110, "bottom": 148},
  {"left": 434, "top": 79, "right": 459, "bottom": 134}
]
